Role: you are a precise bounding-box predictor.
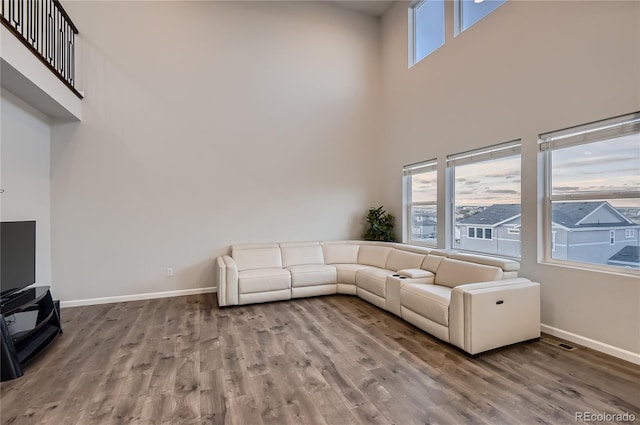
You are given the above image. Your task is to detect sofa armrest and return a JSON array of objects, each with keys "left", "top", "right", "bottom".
[
  {"left": 453, "top": 277, "right": 533, "bottom": 292},
  {"left": 449, "top": 278, "right": 540, "bottom": 355},
  {"left": 216, "top": 255, "right": 238, "bottom": 307}
]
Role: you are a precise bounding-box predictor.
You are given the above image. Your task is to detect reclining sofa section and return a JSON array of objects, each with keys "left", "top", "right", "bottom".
[{"left": 216, "top": 241, "right": 540, "bottom": 355}]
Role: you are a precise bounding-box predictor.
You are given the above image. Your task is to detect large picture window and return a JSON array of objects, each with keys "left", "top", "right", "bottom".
[
  {"left": 447, "top": 140, "right": 521, "bottom": 257},
  {"left": 539, "top": 112, "right": 640, "bottom": 271},
  {"left": 403, "top": 160, "right": 438, "bottom": 246}
]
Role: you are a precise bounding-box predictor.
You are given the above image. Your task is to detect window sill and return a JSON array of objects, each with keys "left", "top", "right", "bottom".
[{"left": 538, "top": 259, "right": 640, "bottom": 278}]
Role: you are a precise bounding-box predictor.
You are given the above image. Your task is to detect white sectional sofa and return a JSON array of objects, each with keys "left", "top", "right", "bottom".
[{"left": 216, "top": 240, "right": 540, "bottom": 355}]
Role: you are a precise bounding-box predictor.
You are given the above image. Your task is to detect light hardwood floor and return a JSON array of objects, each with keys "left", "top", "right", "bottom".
[{"left": 1, "top": 294, "right": 639, "bottom": 425}]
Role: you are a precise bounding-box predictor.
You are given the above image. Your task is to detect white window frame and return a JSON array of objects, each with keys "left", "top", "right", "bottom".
[
  {"left": 403, "top": 159, "right": 438, "bottom": 246},
  {"left": 626, "top": 229, "right": 635, "bottom": 238},
  {"left": 447, "top": 140, "right": 522, "bottom": 257},
  {"left": 539, "top": 111, "right": 640, "bottom": 274}
]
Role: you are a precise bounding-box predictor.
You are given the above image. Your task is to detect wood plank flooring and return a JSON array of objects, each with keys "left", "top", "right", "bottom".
[{"left": 1, "top": 294, "right": 639, "bottom": 425}]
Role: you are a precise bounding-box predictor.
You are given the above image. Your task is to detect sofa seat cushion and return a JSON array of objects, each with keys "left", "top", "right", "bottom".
[
  {"left": 238, "top": 268, "right": 291, "bottom": 294},
  {"left": 356, "top": 268, "right": 395, "bottom": 298},
  {"left": 334, "top": 264, "right": 373, "bottom": 285},
  {"left": 286, "top": 264, "right": 337, "bottom": 287},
  {"left": 401, "top": 284, "right": 452, "bottom": 327}
]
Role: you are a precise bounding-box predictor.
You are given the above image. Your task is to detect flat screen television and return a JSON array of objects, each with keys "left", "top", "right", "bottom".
[{"left": 0, "top": 221, "right": 36, "bottom": 298}]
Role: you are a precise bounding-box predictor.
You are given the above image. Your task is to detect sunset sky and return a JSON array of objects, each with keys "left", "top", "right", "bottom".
[{"left": 411, "top": 133, "right": 639, "bottom": 208}]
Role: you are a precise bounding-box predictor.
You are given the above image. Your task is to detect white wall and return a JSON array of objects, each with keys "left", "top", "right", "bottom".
[
  {"left": 380, "top": 1, "right": 639, "bottom": 357},
  {"left": 50, "top": 1, "right": 381, "bottom": 302},
  {"left": 0, "top": 89, "right": 52, "bottom": 288}
]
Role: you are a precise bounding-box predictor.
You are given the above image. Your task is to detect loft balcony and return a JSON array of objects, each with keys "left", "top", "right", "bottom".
[{"left": 1, "top": 0, "right": 81, "bottom": 120}]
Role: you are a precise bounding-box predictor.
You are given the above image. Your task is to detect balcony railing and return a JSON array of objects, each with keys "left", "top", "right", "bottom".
[{"left": 1, "top": 0, "right": 82, "bottom": 98}]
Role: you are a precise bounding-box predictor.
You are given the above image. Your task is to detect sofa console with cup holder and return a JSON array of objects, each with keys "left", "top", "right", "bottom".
[{"left": 216, "top": 240, "right": 540, "bottom": 355}]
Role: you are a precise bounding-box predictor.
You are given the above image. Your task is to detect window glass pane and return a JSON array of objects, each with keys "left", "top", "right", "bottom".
[
  {"left": 411, "top": 171, "right": 437, "bottom": 203},
  {"left": 406, "top": 167, "right": 437, "bottom": 245},
  {"left": 551, "top": 134, "right": 640, "bottom": 197},
  {"left": 454, "top": 154, "right": 521, "bottom": 257},
  {"left": 459, "top": 0, "right": 506, "bottom": 33},
  {"left": 414, "top": 0, "right": 445, "bottom": 63},
  {"left": 551, "top": 199, "right": 640, "bottom": 269},
  {"left": 410, "top": 205, "right": 437, "bottom": 244}
]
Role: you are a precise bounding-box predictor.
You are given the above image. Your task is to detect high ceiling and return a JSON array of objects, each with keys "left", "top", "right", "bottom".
[{"left": 329, "top": 1, "right": 395, "bottom": 17}]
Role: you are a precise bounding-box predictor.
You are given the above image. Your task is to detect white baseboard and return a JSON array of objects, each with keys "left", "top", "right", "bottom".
[
  {"left": 60, "top": 287, "right": 217, "bottom": 308},
  {"left": 541, "top": 324, "right": 640, "bottom": 366}
]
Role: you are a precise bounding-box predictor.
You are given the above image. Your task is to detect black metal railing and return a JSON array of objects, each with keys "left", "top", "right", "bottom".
[{"left": 1, "top": 0, "right": 82, "bottom": 98}]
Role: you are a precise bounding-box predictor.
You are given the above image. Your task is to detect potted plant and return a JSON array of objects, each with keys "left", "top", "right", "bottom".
[{"left": 363, "top": 206, "right": 396, "bottom": 242}]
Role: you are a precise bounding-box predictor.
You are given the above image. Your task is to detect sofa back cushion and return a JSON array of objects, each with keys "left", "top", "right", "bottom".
[
  {"left": 434, "top": 258, "right": 503, "bottom": 288},
  {"left": 357, "top": 245, "right": 393, "bottom": 269},
  {"left": 322, "top": 243, "right": 360, "bottom": 264},
  {"left": 386, "top": 249, "right": 425, "bottom": 272},
  {"left": 422, "top": 254, "right": 445, "bottom": 273},
  {"left": 446, "top": 252, "right": 519, "bottom": 272},
  {"left": 232, "top": 244, "right": 283, "bottom": 271},
  {"left": 280, "top": 242, "right": 324, "bottom": 267}
]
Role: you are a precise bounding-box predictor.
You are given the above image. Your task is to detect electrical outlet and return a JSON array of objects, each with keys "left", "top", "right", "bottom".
[{"left": 167, "top": 268, "right": 174, "bottom": 277}]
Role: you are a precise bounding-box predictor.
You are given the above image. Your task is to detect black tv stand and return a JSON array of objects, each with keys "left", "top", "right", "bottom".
[{"left": 0, "top": 286, "right": 62, "bottom": 381}]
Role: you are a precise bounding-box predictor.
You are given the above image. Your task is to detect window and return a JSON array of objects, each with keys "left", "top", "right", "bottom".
[
  {"left": 508, "top": 228, "right": 520, "bottom": 235},
  {"left": 455, "top": 0, "right": 507, "bottom": 35},
  {"left": 409, "top": 0, "right": 445, "bottom": 66},
  {"left": 448, "top": 140, "right": 521, "bottom": 257},
  {"left": 540, "top": 112, "right": 640, "bottom": 272},
  {"left": 404, "top": 160, "right": 438, "bottom": 245},
  {"left": 466, "top": 227, "right": 493, "bottom": 240}
]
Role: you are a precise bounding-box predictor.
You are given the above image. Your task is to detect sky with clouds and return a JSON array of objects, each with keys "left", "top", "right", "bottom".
[
  {"left": 410, "top": 133, "right": 639, "bottom": 208},
  {"left": 552, "top": 134, "right": 639, "bottom": 208}
]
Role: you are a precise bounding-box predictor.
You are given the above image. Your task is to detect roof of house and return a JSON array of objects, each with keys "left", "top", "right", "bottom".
[
  {"left": 458, "top": 201, "right": 637, "bottom": 228},
  {"left": 608, "top": 245, "right": 640, "bottom": 265},
  {"left": 458, "top": 204, "right": 520, "bottom": 226},
  {"left": 551, "top": 202, "right": 621, "bottom": 228}
]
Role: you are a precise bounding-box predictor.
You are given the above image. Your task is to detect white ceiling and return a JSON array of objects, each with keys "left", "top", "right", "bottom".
[{"left": 329, "top": 1, "right": 395, "bottom": 17}]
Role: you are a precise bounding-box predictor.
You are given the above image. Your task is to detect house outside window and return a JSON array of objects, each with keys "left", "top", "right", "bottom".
[
  {"left": 448, "top": 140, "right": 522, "bottom": 257},
  {"left": 403, "top": 159, "right": 438, "bottom": 246},
  {"left": 539, "top": 112, "right": 640, "bottom": 271}
]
